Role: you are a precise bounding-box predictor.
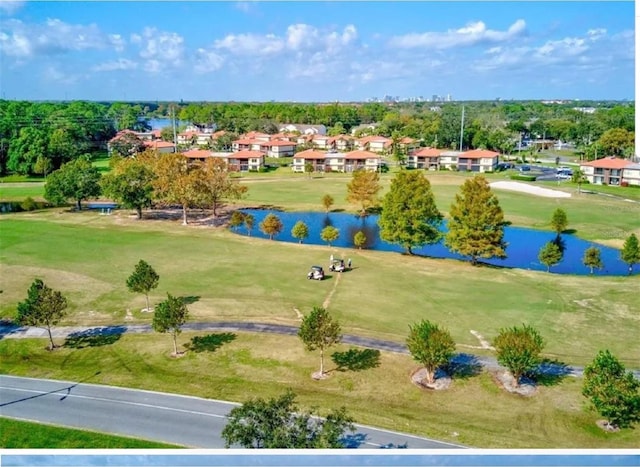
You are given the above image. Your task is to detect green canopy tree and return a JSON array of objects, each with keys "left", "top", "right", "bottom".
[
  {"left": 582, "top": 350, "right": 640, "bottom": 429},
  {"left": 322, "top": 194, "right": 334, "bottom": 213},
  {"left": 493, "top": 324, "right": 545, "bottom": 387},
  {"left": 378, "top": 171, "right": 443, "bottom": 255},
  {"left": 538, "top": 241, "right": 563, "bottom": 272},
  {"left": 195, "top": 157, "right": 248, "bottom": 217},
  {"left": 152, "top": 293, "right": 189, "bottom": 355},
  {"left": 620, "top": 233, "right": 640, "bottom": 275},
  {"left": 109, "top": 132, "right": 146, "bottom": 158},
  {"left": 353, "top": 231, "right": 367, "bottom": 249},
  {"left": 291, "top": 220, "right": 310, "bottom": 244},
  {"left": 444, "top": 176, "right": 507, "bottom": 265},
  {"left": 44, "top": 157, "right": 102, "bottom": 210},
  {"left": 221, "top": 389, "right": 355, "bottom": 448},
  {"left": 259, "top": 213, "right": 283, "bottom": 240},
  {"left": 346, "top": 169, "right": 381, "bottom": 216},
  {"left": 596, "top": 128, "right": 634, "bottom": 158},
  {"left": 320, "top": 226, "right": 340, "bottom": 247},
  {"left": 298, "top": 306, "right": 342, "bottom": 378},
  {"left": 571, "top": 169, "right": 588, "bottom": 193},
  {"left": 583, "top": 246, "right": 603, "bottom": 274},
  {"left": 550, "top": 208, "right": 568, "bottom": 235},
  {"left": 101, "top": 155, "right": 156, "bottom": 219},
  {"left": 126, "top": 260, "right": 160, "bottom": 312},
  {"left": 16, "top": 279, "right": 68, "bottom": 351},
  {"left": 406, "top": 320, "right": 456, "bottom": 385}
]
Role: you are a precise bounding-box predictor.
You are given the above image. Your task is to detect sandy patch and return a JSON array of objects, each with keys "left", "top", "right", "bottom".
[{"left": 490, "top": 181, "right": 571, "bottom": 198}]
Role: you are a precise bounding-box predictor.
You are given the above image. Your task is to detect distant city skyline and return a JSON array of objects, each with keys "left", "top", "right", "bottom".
[{"left": 0, "top": 1, "right": 634, "bottom": 102}]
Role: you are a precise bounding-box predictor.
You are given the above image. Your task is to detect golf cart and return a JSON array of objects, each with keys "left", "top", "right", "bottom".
[
  {"left": 329, "top": 259, "right": 345, "bottom": 272},
  {"left": 307, "top": 265, "right": 325, "bottom": 280}
]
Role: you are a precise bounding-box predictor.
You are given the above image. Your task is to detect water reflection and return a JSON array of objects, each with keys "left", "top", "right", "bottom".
[{"left": 235, "top": 209, "right": 631, "bottom": 276}]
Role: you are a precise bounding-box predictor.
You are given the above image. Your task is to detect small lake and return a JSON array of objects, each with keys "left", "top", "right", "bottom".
[
  {"left": 232, "top": 210, "right": 634, "bottom": 276},
  {"left": 142, "top": 118, "right": 188, "bottom": 130}
]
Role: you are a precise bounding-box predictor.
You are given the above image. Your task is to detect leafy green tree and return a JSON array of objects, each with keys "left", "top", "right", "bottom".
[
  {"left": 126, "top": 260, "right": 160, "bottom": 312},
  {"left": 353, "top": 231, "right": 366, "bottom": 249},
  {"left": 44, "top": 157, "right": 102, "bottom": 210},
  {"left": 620, "top": 233, "right": 640, "bottom": 275},
  {"left": 16, "top": 279, "right": 68, "bottom": 351},
  {"left": 152, "top": 293, "right": 189, "bottom": 355},
  {"left": 550, "top": 208, "right": 568, "bottom": 235},
  {"left": 101, "top": 155, "right": 155, "bottom": 219},
  {"left": 571, "top": 168, "right": 588, "bottom": 192},
  {"left": 583, "top": 350, "right": 640, "bottom": 429},
  {"left": 596, "top": 128, "right": 634, "bottom": 158},
  {"left": 291, "top": 220, "right": 309, "bottom": 244},
  {"left": 109, "top": 132, "right": 146, "bottom": 158},
  {"left": 322, "top": 194, "right": 334, "bottom": 213},
  {"left": 259, "top": 213, "right": 283, "bottom": 240},
  {"left": 151, "top": 152, "right": 202, "bottom": 225},
  {"left": 320, "top": 226, "right": 340, "bottom": 247},
  {"left": 229, "top": 211, "right": 245, "bottom": 230},
  {"left": 445, "top": 176, "right": 507, "bottom": 265},
  {"left": 583, "top": 246, "right": 603, "bottom": 274},
  {"left": 298, "top": 306, "right": 342, "bottom": 377},
  {"left": 538, "top": 241, "right": 563, "bottom": 272},
  {"left": 406, "top": 320, "right": 456, "bottom": 385},
  {"left": 195, "top": 157, "right": 247, "bottom": 217},
  {"left": 304, "top": 162, "right": 315, "bottom": 178},
  {"left": 379, "top": 171, "right": 443, "bottom": 255},
  {"left": 244, "top": 213, "right": 255, "bottom": 236},
  {"left": 493, "top": 324, "right": 545, "bottom": 387},
  {"left": 346, "top": 169, "right": 381, "bottom": 216},
  {"left": 222, "top": 389, "right": 355, "bottom": 448},
  {"left": 7, "top": 127, "right": 50, "bottom": 175}
]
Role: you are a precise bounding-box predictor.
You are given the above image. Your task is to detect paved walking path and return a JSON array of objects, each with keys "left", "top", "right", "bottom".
[{"left": 2, "top": 320, "right": 639, "bottom": 378}]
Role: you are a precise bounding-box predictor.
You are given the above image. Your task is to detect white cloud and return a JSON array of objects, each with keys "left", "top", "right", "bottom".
[
  {"left": 0, "top": 18, "right": 124, "bottom": 59},
  {"left": 389, "top": 19, "right": 526, "bottom": 50},
  {"left": 0, "top": 0, "right": 25, "bottom": 15},
  {"left": 92, "top": 58, "right": 138, "bottom": 72},
  {"left": 128, "top": 27, "right": 185, "bottom": 73},
  {"left": 43, "top": 65, "right": 81, "bottom": 84},
  {"left": 214, "top": 32, "right": 284, "bottom": 55},
  {"left": 194, "top": 48, "right": 224, "bottom": 74}
]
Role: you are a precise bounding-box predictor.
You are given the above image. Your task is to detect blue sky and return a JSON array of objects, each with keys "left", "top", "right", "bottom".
[{"left": 0, "top": 1, "right": 634, "bottom": 102}]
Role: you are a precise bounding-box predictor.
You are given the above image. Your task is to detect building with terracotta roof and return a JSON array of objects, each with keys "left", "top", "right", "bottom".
[
  {"left": 408, "top": 148, "right": 445, "bottom": 170},
  {"left": 457, "top": 149, "right": 500, "bottom": 173},
  {"left": 143, "top": 140, "right": 175, "bottom": 154},
  {"left": 580, "top": 157, "right": 635, "bottom": 186},
  {"left": 292, "top": 149, "right": 381, "bottom": 173},
  {"left": 227, "top": 150, "right": 265, "bottom": 172},
  {"left": 292, "top": 149, "right": 327, "bottom": 173}
]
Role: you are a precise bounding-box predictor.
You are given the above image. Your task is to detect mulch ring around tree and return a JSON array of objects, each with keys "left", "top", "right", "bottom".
[
  {"left": 491, "top": 370, "right": 538, "bottom": 397},
  {"left": 411, "top": 367, "right": 452, "bottom": 390}
]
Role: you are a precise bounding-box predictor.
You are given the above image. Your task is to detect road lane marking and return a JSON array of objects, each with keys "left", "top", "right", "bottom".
[{"left": 0, "top": 386, "right": 228, "bottom": 419}]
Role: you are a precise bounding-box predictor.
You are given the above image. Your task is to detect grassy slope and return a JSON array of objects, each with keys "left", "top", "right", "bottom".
[{"left": 0, "top": 417, "right": 181, "bottom": 448}]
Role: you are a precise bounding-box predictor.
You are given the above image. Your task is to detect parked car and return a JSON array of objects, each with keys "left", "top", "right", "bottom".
[{"left": 307, "top": 266, "right": 325, "bottom": 280}]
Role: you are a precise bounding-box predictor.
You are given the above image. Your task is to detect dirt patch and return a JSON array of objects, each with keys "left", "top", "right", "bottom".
[
  {"left": 411, "top": 367, "right": 452, "bottom": 390},
  {"left": 596, "top": 420, "right": 620, "bottom": 432},
  {"left": 491, "top": 370, "right": 537, "bottom": 396}
]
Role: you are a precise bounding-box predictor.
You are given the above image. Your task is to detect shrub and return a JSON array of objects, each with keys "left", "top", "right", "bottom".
[
  {"left": 20, "top": 197, "right": 38, "bottom": 211},
  {"left": 510, "top": 174, "right": 537, "bottom": 182}
]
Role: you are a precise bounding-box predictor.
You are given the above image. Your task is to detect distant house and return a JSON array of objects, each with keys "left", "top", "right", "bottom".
[
  {"left": 438, "top": 151, "right": 462, "bottom": 170},
  {"left": 350, "top": 123, "right": 380, "bottom": 135},
  {"left": 344, "top": 150, "right": 381, "bottom": 172},
  {"left": 355, "top": 135, "right": 391, "bottom": 153},
  {"left": 457, "top": 149, "right": 500, "bottom": 173},
  {"left": 408, "top": 148, "right": 444, "bottom": 170},
  {"left": 227, "top": 150, "right": 265, "bottom": 172},
  {"left": 293, "top": 149, "right": 327, "bottom": 173},
  {"left": 279, "top": 124, "right": 327, "bottom": 136},
  {"left": 143, "top": 140, "right": 175, "bottom": 154},
  {"left": 329, "top": 135, "right": 355, "bottom": 151},
  {"left": 182, "top": 149, "right": 214, "bottom": 163},
  {"left": 580, "top": 157, "right": 634, "bottom": 186},
  {"left": 232, "top": 138, "right": 296, "bottom": 157},
  {"left": 311, "top": 135, "right": 331, "bottom": 149}
]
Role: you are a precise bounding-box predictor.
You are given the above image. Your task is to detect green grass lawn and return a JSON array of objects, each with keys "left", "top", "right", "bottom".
[
  {"left": 1, "top": 333, "right": 638, "bottom": 449},
  {"left": 0, "top": 182, "right": 46, "bottom": 201},
  {"left": 0, "top": 417, "right": 182, "bottom": 448}
]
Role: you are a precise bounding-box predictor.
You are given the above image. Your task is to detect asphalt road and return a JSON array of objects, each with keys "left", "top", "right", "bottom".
[{"left": 0, "top": 375, "right": 465, "bottom": 449}]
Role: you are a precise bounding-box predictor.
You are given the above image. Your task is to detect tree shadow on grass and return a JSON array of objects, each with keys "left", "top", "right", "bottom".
[
  {"left": 180, "top": 295, "right": 200, "bottom": 305},
  {"left": 446, "top": 353, "right": 484, "bottom": 379},
  {"left": 64, "top": 326, "right": 126, "bottom": 349},
  {"left": 527, "top": 358, "right": 573, "bottom": 386},
  {"left": 184, "top": 332, "right": 236, "bottom": 353},
  {"left": 331, "top": 348, "right": 381, "bottom": 372}
]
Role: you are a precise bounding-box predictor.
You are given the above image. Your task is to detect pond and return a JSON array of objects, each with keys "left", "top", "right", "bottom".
[{"left": 232, "top": 209, "right": 634, "bottom": 276}]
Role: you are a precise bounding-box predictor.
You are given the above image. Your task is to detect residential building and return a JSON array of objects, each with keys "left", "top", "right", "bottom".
[
  {"left": 439, "top": 151, "right": 463, "bottom": 170},
  {"left": 227, "top": 150, "right": 265, "bottom": 172},
  {"left": 344, "top": 150, "right": 381, "bottom": 172},
  {"left": 292, "top": 149, "right": 327, "bottom": 173},
  {"left": 292, "top": 149, "right": 380, "bottom": 173},
  {"left": 580, "top": 157, "right": 634, "bottom": 186},
  {"left": 182, "top": 149, "right": 214, "bottom": 163},
  {"left": 408, "top": 148, "right": 444, "bottom": 170},
  {"left": 623, "top": 163, "right": 640, "bottom": 186},
  {"left": 232, "top": 138, "right": 296, "bottom": 157},
  {"left": 355, "top": 135, "right": 391, "bottom": 153},
  {"left": 457, "top": 149, "right": 500, "bottom": 173},
  {"left": 143, "top": 140, "right": 175, "bottom": 154},
  {"left": 279, "top": 124, "right": 327, "bottom": 136}
]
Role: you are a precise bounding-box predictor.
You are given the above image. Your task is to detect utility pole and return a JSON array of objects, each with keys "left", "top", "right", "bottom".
[
  {"left": 172, "top": 105, "right": 177, "bottom": 149},
  {"left": 459, "top": 105, "right": 465, "bottom": 152}
]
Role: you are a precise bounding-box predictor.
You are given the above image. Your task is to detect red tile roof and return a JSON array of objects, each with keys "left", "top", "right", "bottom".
[
  {"left": 293, "top": 149, "right": 327, "bottom": 159},
  {"left": 581, "top": 157, "right": 633, "bottom": 169},
  {"left": 144, "top": 141, "right": 175, "bottom": 148},
  {"left": 260, "top": 140, "right": 297, "bottom": 147},
  {"left": 230, "top": 150, "right": 266, "bottom": 159},
  {"left": 233, "top": 139, "right": 259, "bottom": 145},
  {"left": 345, "top": 150, "right": 380, "bottom": 160},
  {"left": 413, "top": 147, "right": 444, "bottom": 157},
  {"left": 460, "top": 149, "right": 500, "bottom": 159}
]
